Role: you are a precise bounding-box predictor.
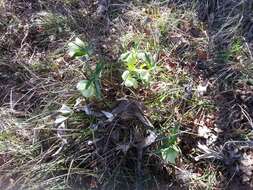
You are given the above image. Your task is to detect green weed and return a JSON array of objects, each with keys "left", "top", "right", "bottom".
[
  {"left": 120, "top": 48, "right": 156, "bottom": 88},
  {"left": 68, "top": 38, "right": 103, "bottom": 99},
  {"left": 159, "top": 124, "right": 181, "bottom": 164}
]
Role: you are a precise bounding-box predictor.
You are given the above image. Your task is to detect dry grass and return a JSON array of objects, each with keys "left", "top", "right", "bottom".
[{"left": 0, "top": 0, "right": 253, "bottom": 189}]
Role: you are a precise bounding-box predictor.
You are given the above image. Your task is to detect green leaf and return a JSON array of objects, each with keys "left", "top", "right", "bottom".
[
  {"left": 122, "top": 70, "right": 130, "bottom": 80},
  {"left": 122, "top": 71, "right": 138, "bottom": 88},
  {"left": 76, "top": 80, "right": 96, "bottom": 98},
  {"left": 85, "top": 79, "right": 93, "bottom": 90},
  {"left": 68, "top": 37, "right": 91, "bottom": 58},
  {"left": 94, "top": 79, "right": 102, "bottom": 99},
  {"left": 120, "top": 51, "right": 131, "bottom": 61},
  {"left": 137, "top": 52, "right": 146, "bottom": 62},
  {"left": 125, "top": 77, "right": 138, "bottom": 88},
  {"left": 167, "top": 126, "right": 179, "bottom": 145},
  {"left": 144, "top": 52, "right": 154, "bottom": 68},
  {"left": 137, "top": 51, "right": 155, "bottom": 69},
  {"left": 246, "top": 79, "right": 253, "bottom": 86},
  {"left": 136, "top": 69, "right": 150, "bottom": 83},
  {"left": 94, "top": 63, "right": 103, "bottom": 77},
  {"left": 126, "top": 53, "right": 137, "bottom": 71},
  {"left": 161, "top": 146, "right": 179, "bottom": 164},
  {"left": 120, "top": 51, "right": 137, "bottom": 71},
  {"left": 159, "top": 125, "right": 180, "bottom": 164}
]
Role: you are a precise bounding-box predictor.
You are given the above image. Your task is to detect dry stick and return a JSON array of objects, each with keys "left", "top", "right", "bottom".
[
  {"left": 9, "top": 88, "right": 14, "bottom": 111},
  {"left": 66, "top": 159, "right": 74, "bottom": 184}
]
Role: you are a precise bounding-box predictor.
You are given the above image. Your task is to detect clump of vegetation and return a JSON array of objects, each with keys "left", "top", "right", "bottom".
[
  {"left": 160, "top": 124, "right": 181, "bottom": 164},
  {"left": 68, "top": 37, "right": 103, "bottom": 98},
  {"left": 120, "top": 48, "right": 156, "bottom": 88}
]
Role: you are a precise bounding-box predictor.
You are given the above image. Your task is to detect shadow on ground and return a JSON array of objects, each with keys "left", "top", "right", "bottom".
[{"left": 195, "top": 0, "right": 253, "bottom": 189}]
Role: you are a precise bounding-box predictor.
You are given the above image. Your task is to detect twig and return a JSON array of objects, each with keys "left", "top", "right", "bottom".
[
  {"left": 243, "top": 37, "right": 253, "bottom": 61},
  {"left": 238, "top": 104, "right": 253, "bottom": 129}
]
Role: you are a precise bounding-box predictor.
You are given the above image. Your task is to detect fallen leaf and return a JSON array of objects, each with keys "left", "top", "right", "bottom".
[
  {"left": 198, "top": 125, "right": 211, "bottom": 139},
  {"left": 196, "top": 82, "right": 208, "bottom": 96},
  {"left": 58, "top": 104, "right": 73, "bottom": 114},
  {"left": 101, "top": 111, "right": 114, "bottom": 121},
  {"left": 54, "top": 115, "right": 68, "bottom": 124}
]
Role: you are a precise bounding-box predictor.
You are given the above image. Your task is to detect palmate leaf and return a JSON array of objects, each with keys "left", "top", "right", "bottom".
[
  {"left": 136, "top": 69, "right": 150, "bottom": 83},
  {"left": 166, "top": 125, "right": 179, "bottom": 145},
  {"left": 121, "top": 70, "right": 130, "bottom": 81},
  {"left": 119, "top": 51, "right": 131, "bottom": 61},
  {"left": 122, "top": 70, "right": 138, "bottom": 88},
  {"left": 76, "top": 80, "right": 96, "bottom": 98},
  {"left": 137, "top": 51, "right": 155, "bottom": 69},
  {"left": 68, "top": 37, "right": 91, "bottom": 58},
  {"left": 125, "top": 77, "right": 138, "bottom": 88},
  {"left": 161, "top": 145, "right": 180, "bottom": 164},
  {"left": 160, "top": 125, "right": 180, "bottom": 164},
  {"left": 120, "top": 51, "right": 137, "bottom": 71},
  {"left": 120, "top": 49, "right": 156, "bottom": 88}
]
